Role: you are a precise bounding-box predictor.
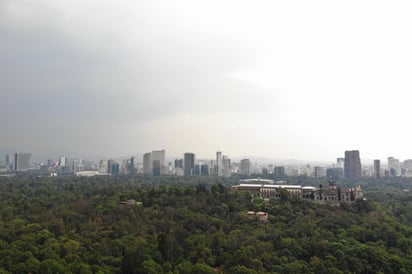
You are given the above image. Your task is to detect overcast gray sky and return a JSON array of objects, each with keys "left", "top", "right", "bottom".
[{"left": 1, "top": 0, "right": 412, "bottom": 162}]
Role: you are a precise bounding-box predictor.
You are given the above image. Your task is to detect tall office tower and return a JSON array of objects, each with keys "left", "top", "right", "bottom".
[
  {"left": 216, "top": 151, "right": 222, "bottom": 176},
  {"left": 344, "top": 150, "right": 362, "bottom": 179},
  {"left": 143, "top": 153, "right": 152, "bottom": 175},
  {"left": 274, "top": 166, "right": 285, "bottom": 177},
  {"left": 152, "top": 149, "right": 166, "bottom": 176},
  {"left": 314, "top": 167, "right": 326, "bottom": 178},
  {"left": 336, "top": 158, "right": 345, "bottom": 168},
  {"left": 388, "top": 157, "right": 401, "bottom": 176},
  {"left": 374, "top": 159, "right": 381, "bottom": 179},
  {"left": 107, "top": 159, "right": 115, "bottom": 174},
  {"left": 130, "top": 156, "right": 136, "bottom": 175},
  {"left": 14, "top": 153, "right": 31, "bottom": 171},
  {"left": 403, "top": 159, "right": 412, "bottom": 176},
  {"left": 240, "top": 159, "right": 251, "bottom": 176},
  {"left": 121, "top": 159, "right": 130, "bottom": 175},
  {"left": 174, "top": 159, "right": 183, "bottom": 169},
  {"left": 5, "top": 154, "right": 10, "bottom": 167},
  {"left": 184, "top": 153, "right": 195, "bottom": 176},
  {"left": 222, "top": 155, "right": 231, "bottom": 177},
  {"left": 111, "top": 162, "right": 120, "bottom": 175},
  {"left": 71, "top": 159, "right": 81, "bottom": 172}
]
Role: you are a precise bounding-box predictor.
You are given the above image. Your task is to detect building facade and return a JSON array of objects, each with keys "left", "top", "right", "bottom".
[
  {"left": 344, "top": 150, "right": 362, "bottom": 179},
  {"left": 184, "top": 153, "right": 195, "bottom": 176},
  {"left": 240, "top": 159, "right": 251, "bottom": 176},
  {"left": 14, "top": 153, "right": 31, "bottom": 171},
  {"left": 374, "top": 159, "right": 381, "bottom": 179},
  {"left": 232, "top": 179, "right": 363, "bottom": 204}
]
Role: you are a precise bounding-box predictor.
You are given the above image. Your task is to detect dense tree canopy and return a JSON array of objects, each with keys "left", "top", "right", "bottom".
[{"left": 0, "top": 175, "right": 412, "bottom": 273}]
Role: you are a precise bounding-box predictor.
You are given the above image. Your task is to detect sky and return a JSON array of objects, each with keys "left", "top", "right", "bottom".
[{"left": 1, "top": 0, "right": 412, "bottom": 162}]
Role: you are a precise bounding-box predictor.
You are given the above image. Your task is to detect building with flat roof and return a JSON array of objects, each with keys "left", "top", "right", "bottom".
[
  {"left": 14, "top": 153, "right": 31, "bottom": 171},
  {"left": 344, "top": 150, "right": 361, "bottom": 179},
  {"left": 184, "top": 153, "right": 195, "bottom": 176},
  {"left": 240, "top": 159, "right": 251, "bottom": 176}
]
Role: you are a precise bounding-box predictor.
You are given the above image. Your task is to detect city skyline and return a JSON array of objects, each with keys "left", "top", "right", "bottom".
[{"left": 2, "top": 1, "right": 412, "bottom": 161}]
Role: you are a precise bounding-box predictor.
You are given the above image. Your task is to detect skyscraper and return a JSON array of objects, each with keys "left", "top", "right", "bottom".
[
  {"left": 240, "top": 159, "right": 251, "bottom": 176},
  {"left": 387, "top": 157, "right": 401, "bottom": 176},
  {"left": 222, "top": 155, "right": 231, "bottom": 177},
  {"left": 374, "top": 159, "right": 381, "bottom": 179},
  {"left": 344, "top": 150, "right": 361, "bottom": 179},
  {"left": 143, "top": 152, "right": 152, "bottom": 175},
  {"left": 152, "top": 150, "right": 166, "bottom": 176},
  {"left": 5, "top": 154, "right": 10, "bottom": 167},
  {"left": 14, "top": 153, "right": 31, "bottom": 171},
  {"left": 183, "top": 153, "right": 195, "bottom": 176},
  {"left": 216, "top": 151, "right": 222, "bottom": 176}
]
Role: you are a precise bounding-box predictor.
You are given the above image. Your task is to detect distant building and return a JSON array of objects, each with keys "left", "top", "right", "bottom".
[
  {"left": 200, "top": 164, "right": 209, "bottom": 176},
  {"left": 152, "top": 150, "right": 166, "bottom": 176},
  {"left": 5, "top": 154, "right": 10, "bottom": 168},
  {"left": 130, "top": 156, "right": 136, "bottom": 175},
  {"left": 222, "top": 155, "right": 231, "bottom": 177},
  {"left": 99, "top": 160, "right": 109, "bottom": 174},
  {"left": 14, "top": 153, "right": 31, "bottom": 171},
  {"left": 274, "top": 166, "right": 285, "bottom": 177},
  {"left": 240, "top": 159, "right": 251, "bottom": 176},
  {"left": 143, "top": 153, "right": 152, "bottom": 175},
  {"left": 216, "top": 151, "right": 222, "bottom": 176},
  {"left": 388, "top": 157, "right": 401, "bottom": 177},
  {"left": 374, "top": 159, "right": 381, "bottom": 179},
  {"left": 111, "top": 162, "right": 120, "bottom": 175},
  {"left": 344, "top": 150, "right": 361, "bottom": 179},
  {"left": 314, "top": 167, "right": 326, "bottom": 178},
  {"left": 232, "top": 179, "right": 363, "bottom": 204},
  {"left": 184, "top": 153, "right": 195, "bottom": 176},
  {"left": 174, "top": 159, "right": 183, "bottom": 169},
  {"left": 403, "top": 159, "right": 412, "bottom": 177}
]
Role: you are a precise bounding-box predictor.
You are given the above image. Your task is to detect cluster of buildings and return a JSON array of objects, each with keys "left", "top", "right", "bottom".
[
  {"left": 142, "top": 150, "right": 234, "bottom": 177},
  {"left": 2, "top": 149, "right": 412, "bottom": 179},
  {"left": 232, "top": 179, "right": 364, "bottom": 204}
]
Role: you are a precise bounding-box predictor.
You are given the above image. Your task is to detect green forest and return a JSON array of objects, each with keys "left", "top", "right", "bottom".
[{"left": 1, "top": 175, "right": 412, "bottom": 273}]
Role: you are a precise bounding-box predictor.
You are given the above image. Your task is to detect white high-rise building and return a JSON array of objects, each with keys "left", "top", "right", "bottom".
[
  {"left": 216, "top": 151, "right": 222, "bottom": 176},
  {"left": 143, "top": 153, "right": 152, "bottom": 175},
  {"left": 99, "top": 160, "right": 109, "bottom": 174},
  {"left": 222, "top": 155, "right": 231, "bottom": 177},
  {"left": 152, "top": 150, "right": 166, "bottom": 175}
]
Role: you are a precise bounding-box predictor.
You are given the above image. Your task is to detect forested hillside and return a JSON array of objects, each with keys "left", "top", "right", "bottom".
[{"left": 0, "top": 176, "right": 412, "bottom": 273}]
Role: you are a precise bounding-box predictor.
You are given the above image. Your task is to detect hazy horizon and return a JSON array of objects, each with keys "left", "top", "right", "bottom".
[{"left": 2, "top": 1, "right": 412, "bottom": 162}]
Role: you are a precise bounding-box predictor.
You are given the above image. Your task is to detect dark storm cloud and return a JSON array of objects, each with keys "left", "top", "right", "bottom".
[{"left": 0, "top": 2, "right": 276, "bottom": 127}]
